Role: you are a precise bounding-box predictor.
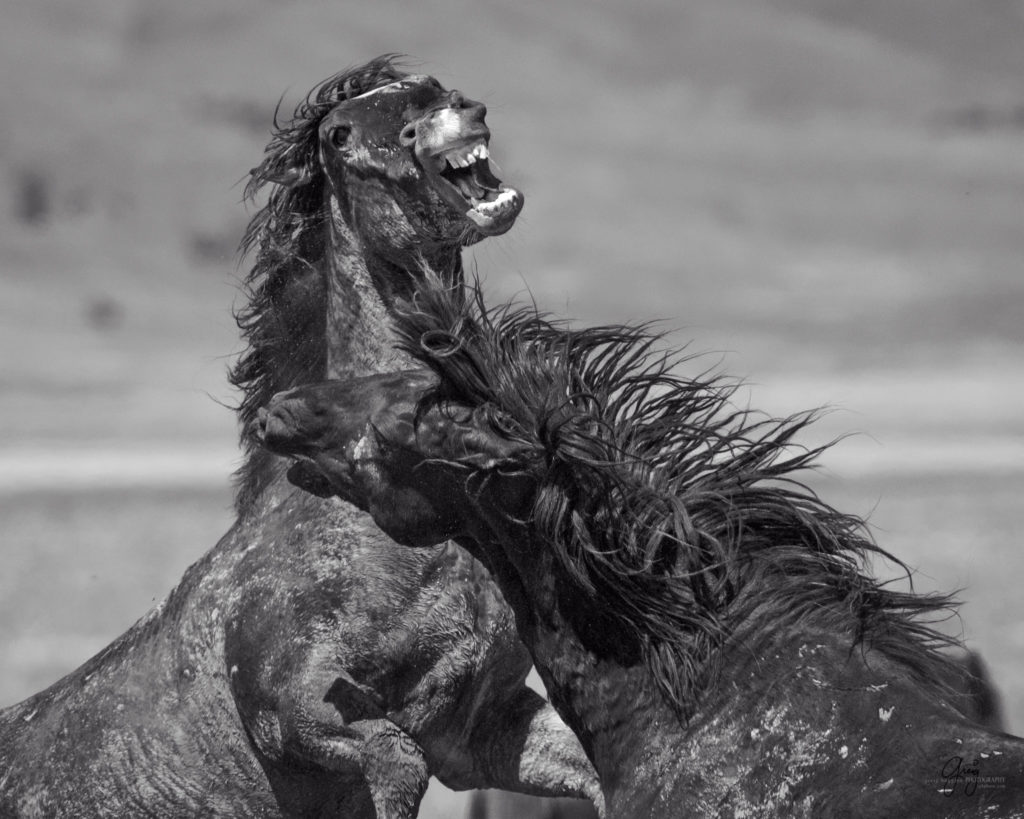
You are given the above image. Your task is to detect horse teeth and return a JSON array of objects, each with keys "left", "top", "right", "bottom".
[
  {"left": 475, "top": 188, "right": 517, "bottom": 216},
  {"left": 442, "top": 142, "right": 487, "bottom": 170}
]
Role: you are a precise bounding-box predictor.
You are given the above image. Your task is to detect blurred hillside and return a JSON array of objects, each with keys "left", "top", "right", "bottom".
[
  {"left": 2, "top": 0, "right": 1022, "bottom": 457},
  {"left": 1, "top": 1, "right": 1023, "bottom": 813}
]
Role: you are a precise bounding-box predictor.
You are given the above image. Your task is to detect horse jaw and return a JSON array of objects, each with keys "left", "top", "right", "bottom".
[{"left": 409, "top": 107, "right": 524, "bottom": 237}]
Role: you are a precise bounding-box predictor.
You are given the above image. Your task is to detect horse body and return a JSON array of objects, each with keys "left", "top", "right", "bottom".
[
  {"left": 0, "top": 546, "right": 281, "bottom": 818},
  {"left": 526, "top": 592, "right": 1024, "bottom": 818},
  {"left": 0, "top": 478, "right": 556, "bottom": 818},
  {"left": 256, "top": 280, "right": 1024, "bottom": 818},
  {"left": 665, "top": 630, "right": 1024, "bottom": 818},
  {"left": 1, "top": 59, "right": 599, "bottom": 818}
]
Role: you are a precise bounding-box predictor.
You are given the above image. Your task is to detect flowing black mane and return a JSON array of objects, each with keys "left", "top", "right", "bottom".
[
  {"left": 231, "top": 55, "right": 412, "bottom": 509},
  {"left": 395, "top": 278, "right": 963, "bottom": 721}
]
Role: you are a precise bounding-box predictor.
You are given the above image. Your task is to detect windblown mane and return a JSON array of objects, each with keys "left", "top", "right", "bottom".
[
  {"left": 395, "top": 278, "right": 963, "bottom": 722},
  {"left": 231, "top": 55, "right": 412, "bottom": 510}
]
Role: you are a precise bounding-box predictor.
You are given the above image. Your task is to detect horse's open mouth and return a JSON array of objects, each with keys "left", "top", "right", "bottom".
[{"left": 422, "top": 139, "right": 524, "bottom": 236}]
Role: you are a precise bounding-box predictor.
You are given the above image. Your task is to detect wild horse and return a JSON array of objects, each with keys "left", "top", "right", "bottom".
[
  {"left": 0, "top": 58, "right": 598, "bottom": 818},
  {"left": 258, "top": 278, "right": 1024, "bottom": 818}
]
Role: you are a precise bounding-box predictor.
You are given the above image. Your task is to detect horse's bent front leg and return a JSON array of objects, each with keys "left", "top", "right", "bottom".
[
  {"left": 359, "top": 723, "right": 429, "bottom": 818},
  {"left": 458, "top": 686, "right": 605, "bottom": 817},
  {"left": 278, "top": 697, "right": 429, "bottom": 819}
]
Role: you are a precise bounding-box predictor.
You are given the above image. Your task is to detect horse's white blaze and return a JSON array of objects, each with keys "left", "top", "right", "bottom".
[{"left": 430, "top": 108, "right": 473, "bottom": 144}]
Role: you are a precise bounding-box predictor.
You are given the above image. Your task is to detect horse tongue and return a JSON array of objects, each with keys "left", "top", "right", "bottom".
[
  {"left": 471, "top": 159, "right": 503, "bottom": 192},
  {"left": 452, "top": 172, "right": 484, "bottom": 202}
]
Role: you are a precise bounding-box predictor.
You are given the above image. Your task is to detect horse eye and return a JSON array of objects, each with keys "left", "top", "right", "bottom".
[{"left": 329, "top": 124, "right": 351, "bottom": 148}]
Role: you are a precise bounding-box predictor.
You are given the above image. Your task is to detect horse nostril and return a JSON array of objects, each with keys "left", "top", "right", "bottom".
[
  {"left": 399, "top": 122, "right": 417, "bottom": 147},
  {"left": 253, "top": 408, "right": 270, "bottom": 441},
  {"left": 463, "top": 99, "right": 487, "bottom": 121}
]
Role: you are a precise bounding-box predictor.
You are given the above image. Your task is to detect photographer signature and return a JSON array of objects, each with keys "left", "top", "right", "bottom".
[{"left": 940, "top": 756, "right": 981, "bottom": 796}]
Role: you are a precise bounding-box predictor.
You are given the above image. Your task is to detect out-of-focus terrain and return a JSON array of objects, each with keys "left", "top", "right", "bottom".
[{"left": 1, "top": 1, "right": 1022, "bottom": 815}]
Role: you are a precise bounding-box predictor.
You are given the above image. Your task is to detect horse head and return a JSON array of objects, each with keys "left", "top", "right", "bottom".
[
  {"left": 256, "top": 370, "right": 537, "bottom": 548},
  {"left": 247, "top": 56, "right": 524, "bottom": 278}
]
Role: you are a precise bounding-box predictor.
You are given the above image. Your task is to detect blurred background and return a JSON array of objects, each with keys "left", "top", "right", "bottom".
[{"left": 1, "top": 0, "right": 1022, "bottom": 814}]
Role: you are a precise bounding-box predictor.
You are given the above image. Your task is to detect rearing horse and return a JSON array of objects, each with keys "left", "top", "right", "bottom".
[
  {"left": 0, "top": 58, "right": 598, "bottom": 818},
  {"left": 259, "top": 278, "right": 1024, "bottom": 818}
]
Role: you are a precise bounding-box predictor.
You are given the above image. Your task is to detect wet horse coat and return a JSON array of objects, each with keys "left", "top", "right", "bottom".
[
  {"left": 259, "top": 279, "right": 1024, "bottom": 818},
  {"left": 0, "top": 59, "right": 598, "bottom": 818}
]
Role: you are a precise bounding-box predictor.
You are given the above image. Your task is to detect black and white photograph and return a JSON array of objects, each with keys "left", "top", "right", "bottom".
[{"left": 1, "top": 1, "right": 1023, "bottom": 816}]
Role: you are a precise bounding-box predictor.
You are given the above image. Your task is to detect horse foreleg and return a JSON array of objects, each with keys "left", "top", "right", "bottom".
[
  {"left": 359, "top": 722, "right": 429, "bottom": 819},
  {"left": 278, "top": 697, "right": 428, "bottom": 819},
  {"left": 464, "top": 687, "right": 605, "bottom": 817}
]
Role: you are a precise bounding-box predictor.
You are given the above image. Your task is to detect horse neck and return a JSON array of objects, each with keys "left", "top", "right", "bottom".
[
  {"left": 322, "top": 196, "right": 462, "bottom": 378},
  {"left": 232, "top": 196, "right": 465, "bottom": 513},
  {"left": 529, "top": 616, "right": 683, "bottom": 801},
  {"left": 470, "top": 532, "right": 685, "bottom": 795}
]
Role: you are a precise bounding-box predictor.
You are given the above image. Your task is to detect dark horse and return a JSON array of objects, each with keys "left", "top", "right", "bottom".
[
  {"left": 258, "top": 278, "right": 1024, "bottom": 818},
  {"left": 0, "top": 58, "right": 599, "bottom": 818}
]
